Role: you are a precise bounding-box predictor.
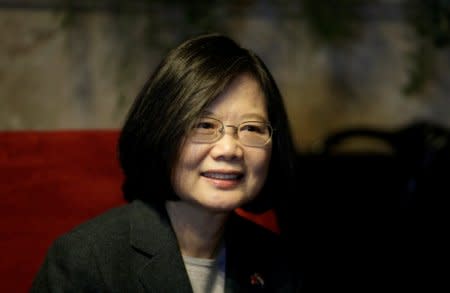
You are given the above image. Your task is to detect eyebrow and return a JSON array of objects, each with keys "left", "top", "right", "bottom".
[{"left": 201, "top": 110, "right": 268, "bottom": 122}]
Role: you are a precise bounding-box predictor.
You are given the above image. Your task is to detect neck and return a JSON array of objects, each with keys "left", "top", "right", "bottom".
[{"left": 165, "top": 201, "right": 229, "bottom": 259}]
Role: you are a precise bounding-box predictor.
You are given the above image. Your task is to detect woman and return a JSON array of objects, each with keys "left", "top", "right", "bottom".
[{"left": 32, "top": 33, "right": 301, "bottom": 292}]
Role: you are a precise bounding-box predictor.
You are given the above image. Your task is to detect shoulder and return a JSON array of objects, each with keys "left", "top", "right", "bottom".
[
  {"left": 44, "top": 203, "right": 134, "bottom": 262},
  {"left": 61, "top": 203, "right": 132, "bottom": 241},
  {"left": 226, "top": 213, "right": 303, "bottom": 291},
  {"left": 226, "top": 212, "right": 290, "bottom": 264},
  {"left": 49, "top": 200, "right": 161, "bottom": 256},
  {"left": 31, "top": 200, "right": 165, "bottom": 291},
  {"left": 227, "top": 213, "right": 280, "bottom": 245}
]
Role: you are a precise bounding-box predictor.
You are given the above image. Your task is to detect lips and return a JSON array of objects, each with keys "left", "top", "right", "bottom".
[
  {"left": 201, "top": 171, "right": 244, "bottom": 180},
  {"left": 200, "top": 170, "right": 244, "bottom": 189}
]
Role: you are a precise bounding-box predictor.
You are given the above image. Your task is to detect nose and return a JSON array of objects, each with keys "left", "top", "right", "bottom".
[{"left": 210, "top": 126, "right": 243, "bottom": 161}]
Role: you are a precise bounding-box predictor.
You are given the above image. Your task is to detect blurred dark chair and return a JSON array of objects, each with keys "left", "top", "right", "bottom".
[
  {"left": 318, "top": 120, "right": 450, "bottom": 208},
  {"left": 278, "top": 120, "right": 449, "bottom": 291}
]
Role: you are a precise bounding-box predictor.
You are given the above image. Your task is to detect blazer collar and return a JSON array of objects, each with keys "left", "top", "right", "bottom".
[
  {"left": 129, "top": 200, "right": 193, "bottom": 293},
  {"left": 129, "top": 200, "right": 172, "bottom": 255},
  {"left": 128, "top": 200, "right": 271, "bottom": 292}
]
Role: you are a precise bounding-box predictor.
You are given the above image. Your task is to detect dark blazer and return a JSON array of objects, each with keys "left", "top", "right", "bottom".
[{"left": 31, "top": 200, "right": 302, "bottom": 292}]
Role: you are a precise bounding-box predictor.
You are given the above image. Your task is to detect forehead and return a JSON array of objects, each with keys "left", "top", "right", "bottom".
[{"left": 205, "top": 73, "right": 268, "bottom": 121}]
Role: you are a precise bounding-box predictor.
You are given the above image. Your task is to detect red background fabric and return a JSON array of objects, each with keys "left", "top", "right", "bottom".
[
  {"left": 0, "top": 130, "right": 278, "bottom": 292},
  {"left": 0, "top": 130, "right": 125, "bottom": 292}
]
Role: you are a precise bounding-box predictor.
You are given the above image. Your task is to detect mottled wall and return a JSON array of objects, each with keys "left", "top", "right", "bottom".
[{"left": 1, "top": 3, "right": 449, "bottom": 152}]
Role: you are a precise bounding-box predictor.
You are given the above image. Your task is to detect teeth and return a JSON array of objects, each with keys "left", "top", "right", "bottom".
[{"left": 203, "top": 173, "right": 241, "bottom": 180}]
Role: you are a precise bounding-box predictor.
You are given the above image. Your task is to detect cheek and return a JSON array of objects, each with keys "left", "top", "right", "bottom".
[
  {"left": 262, "top": 151, "right": 272, "bottom": 176},
  {"left": 171, "top": 144, "right": 209, "bottom": 188},
  {"left": 250, "top": 147, "right": 272, "bottom": 179},
  {"left": 178, "top": 144, "right": 209, "bottom": 169}
]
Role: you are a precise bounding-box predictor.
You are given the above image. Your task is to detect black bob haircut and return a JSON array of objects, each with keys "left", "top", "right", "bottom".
[{"left": 118, "top": 33, "right": 297, "bottom": 213}]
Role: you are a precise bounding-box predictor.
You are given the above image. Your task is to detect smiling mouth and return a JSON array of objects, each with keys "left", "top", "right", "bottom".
[
  {"left": 201, "top": 171, "right": 244, "bottom": 189},
  {"left": 201, "top": 172, "right": 244, "bottom": 180}
]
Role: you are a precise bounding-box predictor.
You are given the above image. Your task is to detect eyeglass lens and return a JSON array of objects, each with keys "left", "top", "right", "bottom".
[{"left": 190, "top": 117, "right": 272, "bottom": 147}]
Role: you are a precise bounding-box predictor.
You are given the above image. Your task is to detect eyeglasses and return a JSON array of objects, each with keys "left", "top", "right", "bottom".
[{"left": 189, "top": 117, "right": 273, "bottom": 147}]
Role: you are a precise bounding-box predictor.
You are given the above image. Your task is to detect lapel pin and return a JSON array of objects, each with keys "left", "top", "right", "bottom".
[{"left": 250, "top": 272, "right": 265, "bottom": 288}]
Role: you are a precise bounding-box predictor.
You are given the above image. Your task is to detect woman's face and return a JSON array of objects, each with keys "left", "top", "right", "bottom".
[{"left": 171, "top": 73, "right": 272, "bottom": 212}]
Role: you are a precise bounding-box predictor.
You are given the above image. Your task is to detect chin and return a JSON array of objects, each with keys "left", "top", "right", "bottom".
[
  {"left": 201, "top": 195, "right": 254, "bottom": 212},
  {"left": 199, "top": 201, "right": 238, "bottom": 212}
]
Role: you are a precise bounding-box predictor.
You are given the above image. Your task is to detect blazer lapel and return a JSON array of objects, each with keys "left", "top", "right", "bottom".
[
  {"left": 224, "top": 213, "right": 270, "bottom": 293},
  {"left": 138, "top": 248, "right": 192, "bottom": 293},
  {"left": 129, "top": 200, "right": 193, "bottom": 293}
]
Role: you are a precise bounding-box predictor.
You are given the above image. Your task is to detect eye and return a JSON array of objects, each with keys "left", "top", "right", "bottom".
[
  {"left": 192, "top": 118, "right": 221, "bottom": 132},
  {"left": 241, "top": 123, "right": 266, "bottom": 134},
  {"left": 194, "top": 121, "right": 216, "bottom": 129}
]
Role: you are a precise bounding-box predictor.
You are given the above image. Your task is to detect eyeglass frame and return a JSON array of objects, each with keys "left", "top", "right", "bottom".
[{"left": 188, "top": 116, "right": 274, "bottom": 147}]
